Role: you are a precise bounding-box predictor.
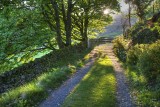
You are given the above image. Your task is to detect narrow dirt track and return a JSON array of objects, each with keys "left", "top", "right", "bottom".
[
  {"left": 39, "top": 46, "right": 101, "bottom": 107},
  {"left": 39, "top": 44, "right": 134, "bottom": 107}
]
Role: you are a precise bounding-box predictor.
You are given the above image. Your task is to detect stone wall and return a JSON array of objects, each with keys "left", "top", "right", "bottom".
[{"left": 0, "top": 44, "right": 85, "bottom": 94}]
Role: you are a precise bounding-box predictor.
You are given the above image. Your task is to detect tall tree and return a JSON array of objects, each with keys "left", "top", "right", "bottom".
[
  {"left": 127, "top": 0, "right": 152, "bottom": 21},
  {"left": 125, "top": 0, "right": 132, "bottom": 27},
  {"left": 41, "top": 0, "right": 76, "bottom": 48},
  {"left": 0, "top": 1, "right": 56, "bottom": 61},
  {"left": 0, "top": 0, "right": 120, "bottom": 64},
  {"left": 72, "top": 0, "right": 119, "bottom": 47}
]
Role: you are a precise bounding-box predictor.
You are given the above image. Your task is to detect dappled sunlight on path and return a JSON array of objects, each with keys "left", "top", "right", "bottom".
[
  {"left": 39, "top": 44, "right": 134, "bottom": 107},
  {"left": 62, "top": 47, "right": 117, "bottom": 107},
  {"left": 39, "top": 46, "right": 101, "bottom": 107}
]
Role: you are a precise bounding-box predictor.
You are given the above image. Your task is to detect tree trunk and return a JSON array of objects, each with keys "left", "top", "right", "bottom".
[
  {"left": 66, "top": 0, "right": 72, "bottom": 46},
  {"left": 153, "top": 1, "right": 155, "bottom": 14},
  {"left": 83, "top": 12, "right": 89, "bottom": 48},
  {"left": 50, "top": 0, "right": 64, "bottom": 49},
  {"left": 128, "top": 2, "right": 132, "bottom": 27}
]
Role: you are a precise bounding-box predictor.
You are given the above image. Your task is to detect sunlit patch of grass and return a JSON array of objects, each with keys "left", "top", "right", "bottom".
[
  {"left": 75, "top": 60, "right": 84, "bottom": 68},
  {"left": 0, "top": 81, "right": 46, "bottom": 107},
  {"left": 0, "top": 67, "right": 71, "bottom": 107},
  {"left": 83, "top": 53, "right": 91, "bottom": 61},
  {"left": 62, "top": 55, "right": 117, "bottom": 107},
  {"left": 0, "top": 49, "right": 91, "bottom": 107}
]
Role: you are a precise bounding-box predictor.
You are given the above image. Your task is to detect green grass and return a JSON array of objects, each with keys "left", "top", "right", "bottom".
[
  {"left": 0, "top": 66, "right": 75, "bottom": 107},
  {"left": 0, "top": 49, "right": 91, "bottom": 107},
  {"left": 124, "top": 65, "right": 160, "bottom": 107},
  {"left": 62, "top": 54, "right": 117, "bottom": 107}
]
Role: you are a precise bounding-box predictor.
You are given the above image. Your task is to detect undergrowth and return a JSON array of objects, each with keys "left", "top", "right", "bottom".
[
  {"left": 125, "top": 65, "right": 160, "bottom": 107},
  {"left": 113, "top": 35, "right": 160, "bottom": 106}
]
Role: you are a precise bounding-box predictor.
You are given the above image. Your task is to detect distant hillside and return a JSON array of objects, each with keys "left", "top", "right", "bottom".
[
  {"left": 99, "top": 0, "right": 137, "bottom": 38},
  {"left": 99, "top": 14, "right": 137, "bottom": 38}
]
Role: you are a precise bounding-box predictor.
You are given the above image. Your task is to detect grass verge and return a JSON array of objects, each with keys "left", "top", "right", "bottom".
[
  {"left": 124, "top": 65, "right": 160, "bottom": 107},
  {"left": 62, "top": 54, "right": 117, "bottom": 107},
  {"left": 0, "top": 49, "right": 91, "bottom": 107}
]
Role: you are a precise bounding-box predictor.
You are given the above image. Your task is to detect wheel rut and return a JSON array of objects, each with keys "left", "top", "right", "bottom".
[
  {"left": 39, "top": 44, "right": 134, "bottom": 107},
  {"left": 102, "top": 44, "right": 134, "bottom": 107},
  {"left": 39, "top": 46, "right": 101, "bottom": 107}
]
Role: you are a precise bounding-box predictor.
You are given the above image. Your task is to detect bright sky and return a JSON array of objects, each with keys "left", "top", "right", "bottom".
[
  {"left": 120, "top": 0, "right": 129, "bottom": 13},
  {"left": 104, "top": 9, "right": 110, "bottom": 14},
  {"left": 104, "top": 0, "right": 129, "bottom": 16}
]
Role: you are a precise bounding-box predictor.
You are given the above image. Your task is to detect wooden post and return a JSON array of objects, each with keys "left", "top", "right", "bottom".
[{"left": 88, "top": 39, "right": 90, "bottom": 48}]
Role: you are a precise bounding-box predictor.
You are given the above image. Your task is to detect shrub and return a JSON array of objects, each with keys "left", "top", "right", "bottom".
[
  {"left": 138, "top": 40, "right": 160, "bottom": 83},
  {"left": 129, "top": 22, "right": 145, "bottom": 39},
  {"left": 127, "top": 44, "right": 147, "bottom": 66},
  {"left": 129, "top": 22, "right": 160, "bottom": 45},
  {"left": 113, "top": 36, "right": 128, "bottom": 62}
]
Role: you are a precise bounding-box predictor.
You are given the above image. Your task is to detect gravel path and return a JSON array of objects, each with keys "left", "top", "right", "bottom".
[
  {"left": 103, "top": 44, "right": 134, "bottom": 107},
  {"left": 39, "top": 44, "right": 134, "bottom": 107},
  {"left": 39, "top": 47, "right": 100, "bottom": 107}
]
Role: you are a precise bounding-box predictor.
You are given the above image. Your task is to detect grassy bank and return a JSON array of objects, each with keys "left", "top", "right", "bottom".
[
  {"left": 62, "top": 54, "right": 117, "bottom": 107},
  {"left": 113, "top": 36, "right": 160, "bottom": 106},
  {"left": 125, "top": 65, "right": 160, "bottom": 107},
  {"left": 0, "top": 49, "right": 91, "bottom": 107}
]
